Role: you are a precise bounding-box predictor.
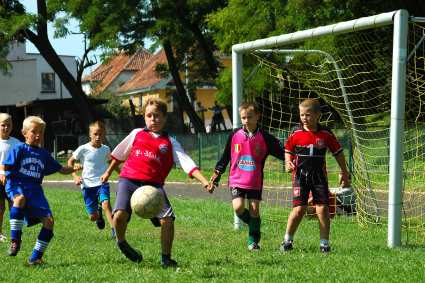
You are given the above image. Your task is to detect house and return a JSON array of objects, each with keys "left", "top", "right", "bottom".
[
  {"left": 0, "top": 41, "right": 103, "bottom": 150},
  {"left": 84, "top": 48, "right": 232, "bottom": 133}
]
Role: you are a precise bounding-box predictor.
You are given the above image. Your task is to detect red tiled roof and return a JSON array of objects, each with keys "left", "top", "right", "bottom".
[
  {"left": 83, "top": 49, "right": 152, "bottom": 94},
  {"left": 119, "top": 49, "right": 169, "bottom": 93}
]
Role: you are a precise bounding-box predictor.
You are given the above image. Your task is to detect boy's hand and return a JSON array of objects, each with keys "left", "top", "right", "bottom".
[
  {"left": 100, "top": 172, "right": 110, "bottom": 183},
  {"left": 285, "top": 160, "right": 295, "bottom": 172},
  {"left": 210, "top": 170, "right": 221, "bottom": 188},
  {"left": 73, "top": 163, "right": 83, "bottom": 171},
  {"left": 204, "top": 182, "right": 214, "bottom": 194},
  {"left": 0, "top": 174, "right": 5, "bottom": 186},
  {"left": 73, "top": 175, "right": 82, "bottom": 186},
  {"left": 339, "top": 172, "right": 351, "bottom": 188}
]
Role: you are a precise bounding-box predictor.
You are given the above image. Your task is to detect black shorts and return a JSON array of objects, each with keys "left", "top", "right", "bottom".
[
  {"left": 292, "top": 169, "right": 329, "bottom": 207},
  {"left": 113, "top": 178, "right": 175, "bottom": 227},
  {"left": 230, "top": 187, "right": 262, "bottom": 201}
]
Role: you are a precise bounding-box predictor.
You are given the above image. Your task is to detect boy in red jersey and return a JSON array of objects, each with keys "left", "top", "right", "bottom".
[
  {"left": 101, "top": 98, "right": 211, "bottom": 268},
  {"left": 209, "top": 102, "right": 284, "bottom": 251},
  {"left": 281, "top": 99, "right": 350, "bottom": 253}
]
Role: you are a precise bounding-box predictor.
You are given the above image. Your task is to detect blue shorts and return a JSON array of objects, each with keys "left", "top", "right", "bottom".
[
  {"left": 6, "top": 183, "right": 52, "bottom": 226},
  {"left": 82, "top": 183, "right": 111, "bottom": 215}
]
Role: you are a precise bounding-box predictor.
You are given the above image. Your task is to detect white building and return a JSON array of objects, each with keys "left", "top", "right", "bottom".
[{"left": 0, "top": 41, "right": 76, "bottom": 108}]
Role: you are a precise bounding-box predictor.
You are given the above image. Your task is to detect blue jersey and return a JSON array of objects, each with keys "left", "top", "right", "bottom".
[
  {"left": 3, "top": 143, "right": 62, "bottom": 218},
  {"left": 3, "top": 143, "right": 62, "bottom": 187}
]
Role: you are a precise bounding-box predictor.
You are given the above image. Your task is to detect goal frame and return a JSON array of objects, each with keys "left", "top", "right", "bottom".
[{"left": 231, "top": 10, "right": 409, "bottom": 248}]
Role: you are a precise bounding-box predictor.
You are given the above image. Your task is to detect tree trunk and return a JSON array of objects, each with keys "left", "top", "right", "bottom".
[
  {"left": 25, "top": 30, "right": 95, "bottom": 130},
  {"left": 163, "top": 41, "right": 205, "bottom": 133}
]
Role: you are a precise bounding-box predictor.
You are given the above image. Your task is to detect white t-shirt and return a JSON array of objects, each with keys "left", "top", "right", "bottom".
[
  {"left": 72, "top": 143, "right": 111, "bottom": 188},
  {"left": 0, "top": 137, "right": 20, "bottom": 174}
]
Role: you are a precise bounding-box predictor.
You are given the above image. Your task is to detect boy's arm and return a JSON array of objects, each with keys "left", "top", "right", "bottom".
[
  {"left": 58, "top": 164, "right": 81, "bottom": 175},
  {"left": 285, "top": 152, "right": 295, "bottom": 172},
  {"left": 67, "top": 156, "right": 82, "bottom": 185},
  {"left": 0, "top": 165, "right": 5, "bottom": 185},
  {"left": 334, "top": 152, "right": 351, "bottom": 187},
  {"left": 190, "top": 169, "right": 212, "bottom": 193},
  {"left": 263, "top": 131, "right": 285, "bottom": 161},
  {"left": 210, "top": 131, "right": 234, "bottom": 189},
  {"left": 101, "top": 158, "right": 121, "bottom": 183}
]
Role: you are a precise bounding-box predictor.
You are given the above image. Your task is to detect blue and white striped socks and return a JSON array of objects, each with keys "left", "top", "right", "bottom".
[
  {"left": 10, "top": 206, "right": 24, "bottom": 241},
  {"left": 29, "top": 227, "right": 54, "bottom": 262}
]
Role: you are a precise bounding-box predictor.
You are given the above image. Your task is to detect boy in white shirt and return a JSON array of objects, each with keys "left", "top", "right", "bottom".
[
  {"left": 68, "top": 121, "right": 114, "bottom": 238},
  {"left": 0, "top": 113, "right": 20, "bottom": 242}
]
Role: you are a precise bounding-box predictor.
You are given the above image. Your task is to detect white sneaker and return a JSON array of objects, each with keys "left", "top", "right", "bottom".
[{"left": 0, "top": 234, "right": 7, "bottom": 242}]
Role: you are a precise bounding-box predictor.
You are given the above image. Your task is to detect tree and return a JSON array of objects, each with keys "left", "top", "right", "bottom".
[{"left": 0, "top": 0, "right": 95, "bottom": 128}]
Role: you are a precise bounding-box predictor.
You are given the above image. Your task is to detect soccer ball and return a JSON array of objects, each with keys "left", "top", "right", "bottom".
[{"left": 130, "top": 185, "right": 164, "bottom": 219}]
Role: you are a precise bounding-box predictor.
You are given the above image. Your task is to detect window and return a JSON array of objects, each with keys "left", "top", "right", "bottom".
[{"left": 41, "top": 73, "right": 55, "bottom": 93}]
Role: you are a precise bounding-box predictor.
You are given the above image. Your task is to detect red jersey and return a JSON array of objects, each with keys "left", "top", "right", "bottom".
[
  {"left": 111, "top": 128, "right": 198, "bottom": 185},
  {"left": 285, "top": 124, "right": 343, "bottom": 173}
]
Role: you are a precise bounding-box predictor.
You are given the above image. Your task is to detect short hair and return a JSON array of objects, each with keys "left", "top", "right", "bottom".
[
  {"left": 22, "top": 116, "right": 46, "bottom": 132},
  {"left": 89, "top": 120, "right": 106, "bottom": 133},
  {"left": 142, "top": 97, "right": 167, "bottom": 116},
  {"left": 299, "top": 98, "right": 321, "bottom": 113},
  {"left": 0, "top": 113, "right": 12, "bottom": 123},
  {"left": 239, "top": 102, "right": 260, "bottom": 114}
]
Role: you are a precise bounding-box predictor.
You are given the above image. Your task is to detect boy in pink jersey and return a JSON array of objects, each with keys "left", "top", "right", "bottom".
[
  {"left": 210, "top": 102, "right": 284, "bottom": 251},
  {"left": 101, "top": 98, "right": 211, "bottom": 268},
  {"left": 281, "top": 98, "right": 351, "bottom": 253}
]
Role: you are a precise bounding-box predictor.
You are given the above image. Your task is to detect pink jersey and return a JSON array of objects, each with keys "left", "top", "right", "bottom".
[
  {"left": 228, "top": 129, "right": 267, "bottom": 190},
  {"left": 111, "top": 128, "right": 198, "bottom": 185}
]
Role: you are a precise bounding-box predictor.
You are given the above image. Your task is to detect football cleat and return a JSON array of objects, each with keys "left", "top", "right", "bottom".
[
  {"left": 248, "top": 242, "right": 261, "bottom": 251},
  {"left": 161, "top": 257, "right": 178, "bottom": 268},
  {"left": 118, "top": 241, "right": 143, "bottom": 263},
  {"left": 280, "top": 241, "right": 293, "bottom": 252},
  {"left": 320, "top": 245, "right": 331, "bottom": 253},
  {"left": 96, "top": 208, "right": 105, "bottom": 230},
  {"left": 0, "top": 234, "right": 7, "bottom": 242},
  {"left": 27, "top": 258, "right": 45, "bottom": 266},
  {"left": 8, "top": 239, "right": 21, "bottom": 256}
]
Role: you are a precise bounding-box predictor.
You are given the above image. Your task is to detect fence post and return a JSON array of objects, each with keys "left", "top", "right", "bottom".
[
  {"left": 53, "top": 135, "right": 58, "bottom": 159},
  {"left": 197, "top": 133, "right": 202, "bottom": 170}
]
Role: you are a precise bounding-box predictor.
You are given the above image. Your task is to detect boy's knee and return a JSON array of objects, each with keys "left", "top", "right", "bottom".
[
  {"left": 293, "top": 206, "right": 307, "bottom": 218},
  {"left": 13, "top": 195, "right": 26, "bottom": 207},
  {"left": 114, "top": 210, "right": 128, "bottom": 223},
  {"left": 43, "top": 217, "right": 54, "bottom": 229},
  {"left": 159, "top": 217, "right": 173, "bottom": 227},
  {"left": 90, "top": 212, "right": 99, "bottom": 221}
]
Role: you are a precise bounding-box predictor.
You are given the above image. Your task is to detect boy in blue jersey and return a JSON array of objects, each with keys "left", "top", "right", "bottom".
[{"left": 1, "top": 116, "right": 80, "bottom": 265}]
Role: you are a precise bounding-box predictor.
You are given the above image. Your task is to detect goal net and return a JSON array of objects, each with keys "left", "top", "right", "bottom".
[{"left": 232, "top": 10, "right": 425, "bottom": 246}]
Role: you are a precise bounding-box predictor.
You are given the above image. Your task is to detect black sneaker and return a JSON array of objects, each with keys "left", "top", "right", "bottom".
[
  {"left": 117, "top": 241, "right": 143, "bottom": 263},
  {"left": 8, "top": 239, "right": 21, "bottom": 256},
  {"left": 161, "top": 257, "right": 178, "bottom": 268},
  {"left": 96, "top": 209, "right": 105, "bottom": 230},
  {"left": 320, "top": 245, "right": 331, "bottom": 253},
  {"left": 280, "top": 241, "right": 293, "bottom": 252}
]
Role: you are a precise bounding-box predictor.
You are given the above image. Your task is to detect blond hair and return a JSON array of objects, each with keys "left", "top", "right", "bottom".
[
  {"left": 142, "top": 97, "right": 167, "bottom": 116},
  {"left": 89, "top": 120, "right": 106, "bottom": 133},
  {"left": 0, "top": 113, "right": 12, "bottom": 123},
  {"left": 239, "top": 102, "right": 260, "bottom": 114},
  {"left": 22, "top": 116, "right": 46, "bottom": 132},
  {"left": 299, "top": 98, "right": 321, "bottom": 113}
]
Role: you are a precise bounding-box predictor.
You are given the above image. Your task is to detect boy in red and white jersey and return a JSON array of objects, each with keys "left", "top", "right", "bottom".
[
  {"left": 281, "top": 98, "right": 351, "bottom": 253},
  {"left": 101, "top": 98, "right": 211, "bottom": 268}
]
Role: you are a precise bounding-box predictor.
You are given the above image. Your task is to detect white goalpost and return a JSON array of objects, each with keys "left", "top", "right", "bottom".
[{"left": 231, "top": 10, "right": 412, "bottom": 248}]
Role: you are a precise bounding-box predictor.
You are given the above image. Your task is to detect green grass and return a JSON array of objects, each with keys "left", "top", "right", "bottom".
[{"left": 1, "top": 188, "right": 423, "bottom": 282}]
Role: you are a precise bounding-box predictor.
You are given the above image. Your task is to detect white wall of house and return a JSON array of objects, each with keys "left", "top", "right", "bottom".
[{"left": 0, "top": 42, "right": 77, "bottom": 106}]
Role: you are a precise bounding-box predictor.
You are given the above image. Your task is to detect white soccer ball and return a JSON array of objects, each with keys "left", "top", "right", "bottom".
[{"left": 130, "top": 185, "right": 164, "bottom": 219}]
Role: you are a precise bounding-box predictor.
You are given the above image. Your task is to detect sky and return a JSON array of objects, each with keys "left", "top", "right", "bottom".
[{"left": 22, "top": 1, "right": 100, "bottom": 74}]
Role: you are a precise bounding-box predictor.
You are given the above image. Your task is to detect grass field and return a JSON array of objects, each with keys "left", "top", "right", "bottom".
[{"left": 1, "top": 188, "right": 423, "bottom": 282}]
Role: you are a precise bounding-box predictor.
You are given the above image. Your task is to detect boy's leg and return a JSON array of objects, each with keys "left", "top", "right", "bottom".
[
  {"left": 281, "top": 205, "right": 307, "bottom": 251},
  {"left": 248, "top": 199, "right": 261, "bottom": 250},
  {"left": 0, "top": 196, "right": 5, "bottom": 241},
  {"left": 231, "top": 188, "right": 250, "bottom": 224},
  {"left": 113, "top": 179, "right": 143, "bottom": 263},
  {"left": 9, "top": 194, "right": 26, "bottom": 256},
  {"left": 98, "top": 184, "right": 113, "bottom": 234},
  {"left": 28, "top": 216, "right": 54, "bottom": 265},
  {"left": 82, "top": 187, "right": 103, "bottom": 228},
  {"left": 159, "top": 217, "right": 175, "bottom": 262},
  {"left": 316, "top": 204, "right": 331, "bottom": 252}
]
